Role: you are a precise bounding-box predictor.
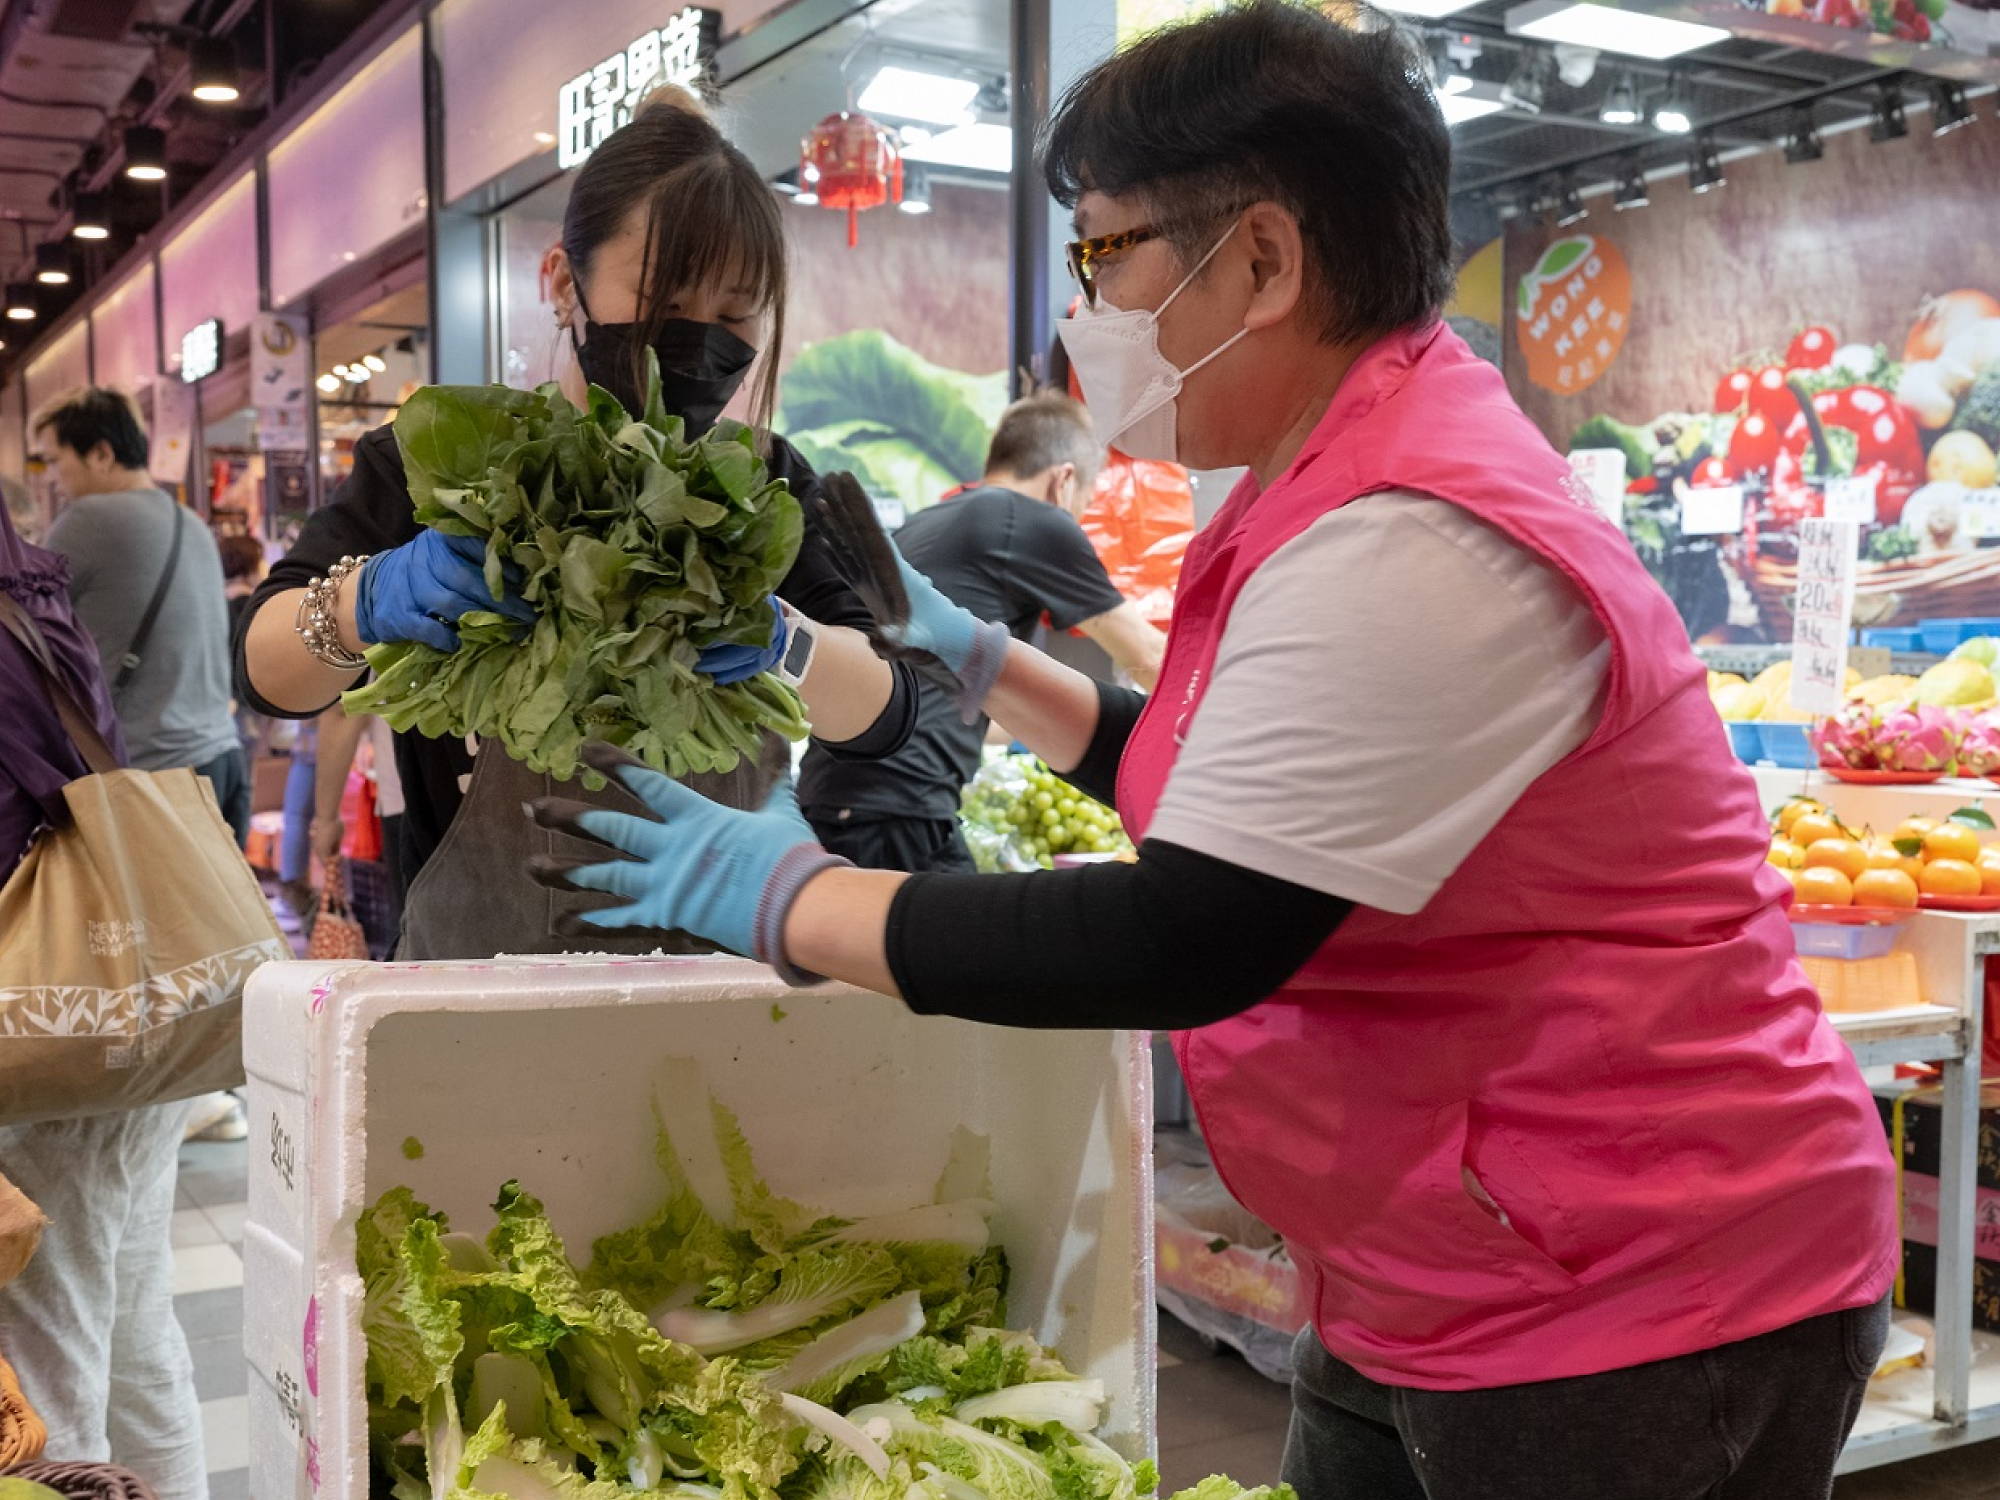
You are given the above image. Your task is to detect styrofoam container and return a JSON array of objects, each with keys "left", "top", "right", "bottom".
[{"left": 241, "top": 956, "right": 1155, "bottom": 1500}]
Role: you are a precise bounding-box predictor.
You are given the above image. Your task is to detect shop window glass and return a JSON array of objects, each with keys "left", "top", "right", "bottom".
[
  {"left": 159, "top": 173, "right": 258, "bottom": 375},
  {"left": 24, "top": 318, "right": 92, "bottom": 416},
  {"left": 492, "top": 174, "right": 570, "bottom": 390},
  {"left": 91, "top": 262, "right": 159, "bottom": 403}
]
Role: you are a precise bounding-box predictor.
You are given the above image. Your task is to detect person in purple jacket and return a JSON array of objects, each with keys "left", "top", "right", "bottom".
[{"left": 0, "top": 499, "right": 211, "bottom": 1499}]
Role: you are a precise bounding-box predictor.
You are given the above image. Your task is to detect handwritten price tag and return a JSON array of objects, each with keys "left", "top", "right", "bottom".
[
  {"left": 1824, "top": 473, "right": 1879, "bottom": 525},
  {"left": 1791, "top": 518, "right": 1860, "bottom": 716},
  {"left": 1679, "top": 483, "right": 1745, "bottom": 536}
]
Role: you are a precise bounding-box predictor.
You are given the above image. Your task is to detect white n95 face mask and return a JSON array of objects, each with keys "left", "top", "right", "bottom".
[{"left": 1056, "top": 224, "right": 1249, "bottom": 463}]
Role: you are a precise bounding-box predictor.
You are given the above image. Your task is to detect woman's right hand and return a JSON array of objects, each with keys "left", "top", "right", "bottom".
[
  {"left": 887, "top": 549, "right": 982, "bottom": 673},
  {"left": 353, "top": 532, "right": 534, "bottom": 652}
]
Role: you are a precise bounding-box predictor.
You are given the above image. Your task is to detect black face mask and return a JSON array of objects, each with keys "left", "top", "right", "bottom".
[{"left": 569, "top": 288, "right": 758, "bottom": 435}]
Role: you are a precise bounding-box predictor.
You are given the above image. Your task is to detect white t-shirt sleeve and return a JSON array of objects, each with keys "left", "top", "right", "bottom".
[{"left": 1145, "top": 492, "right": 1611, "bottom": 915}]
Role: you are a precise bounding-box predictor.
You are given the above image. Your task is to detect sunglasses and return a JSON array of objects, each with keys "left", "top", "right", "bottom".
[{"left": 1064, "top": 224, "right": 1158, "bottom": 310}]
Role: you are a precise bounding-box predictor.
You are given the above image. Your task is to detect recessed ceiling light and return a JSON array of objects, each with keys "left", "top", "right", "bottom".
[
  {"left": 1506, "top": 1, "right": 1728, "bottom": 60},
  {"left": 857, "top": 66, "right": 981, "bottom": 127}
]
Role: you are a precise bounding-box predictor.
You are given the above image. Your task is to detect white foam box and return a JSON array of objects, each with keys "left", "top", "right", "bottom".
[{"left": 242, "top": 954, "right": 1156, "bottom": 1500}]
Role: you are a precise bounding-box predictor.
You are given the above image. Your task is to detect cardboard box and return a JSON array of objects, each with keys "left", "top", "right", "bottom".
[
  {"left": 1874, "top": 1083, "right": 2000, "bottom": 1334},
  {"left": 242, "top": 956, "right": 1155, "bottom": 1500}
]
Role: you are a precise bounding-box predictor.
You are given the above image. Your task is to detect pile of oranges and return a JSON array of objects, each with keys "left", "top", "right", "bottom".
[{"left": 1769, "top": 799, "right": 2000, "bottom": 907}]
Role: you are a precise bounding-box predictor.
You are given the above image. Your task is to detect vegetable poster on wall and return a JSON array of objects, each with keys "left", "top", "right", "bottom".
[{"left": 1505, "top": 118, "right": 2000, "bottom": 646}]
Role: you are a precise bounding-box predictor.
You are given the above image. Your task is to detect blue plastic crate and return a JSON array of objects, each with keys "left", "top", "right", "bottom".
[
  {"left": 1917, "top": 618, "right": 2000, "bottom": 654},
  {"left": 1760, "top": 723, "right": 1815, "bottom": 768},
  {"left": 1791, "top": 922, "right": 1903, "bottom": 960},
  {"left": 1724, "top": 721, "right": 1764, "bottom": 763},
  {"left": 1859, "top": 627, "right": 1925, "bottom": 651}
]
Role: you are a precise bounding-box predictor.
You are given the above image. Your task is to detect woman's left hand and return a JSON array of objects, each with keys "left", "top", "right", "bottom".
[
  {"left": 525, "top": 742, "right": 848, "bottom": 977},
  {"left": 697, "top": 598, "right": 786, "bottom": 685}
]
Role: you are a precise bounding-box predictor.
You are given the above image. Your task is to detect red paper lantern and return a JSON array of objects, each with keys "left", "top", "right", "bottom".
[{"left": 801, "top": 111, "right": 903, "bottom": 248}]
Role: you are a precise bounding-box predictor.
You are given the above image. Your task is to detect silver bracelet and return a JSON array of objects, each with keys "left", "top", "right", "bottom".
[{"left": 295, "top": 554, "right": 371, "bottom": 671}]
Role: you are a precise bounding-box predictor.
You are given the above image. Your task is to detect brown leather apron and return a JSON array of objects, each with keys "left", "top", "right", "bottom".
[{"left": 394, "top": 731, "right": 791, "bottom": 960}]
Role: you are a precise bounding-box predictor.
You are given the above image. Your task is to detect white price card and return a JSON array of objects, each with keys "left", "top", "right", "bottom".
[
  {"left": 1568, "top": 449, "right": 1629, "bottom": 525},
  {"left": 1823, "top": 472, "right": 1879, "bottom": 525},
  {"left": 1961, "top": 488, "right": 2000, "bottom": 541},
  {"left": 1791, "top": 518, "right": 1861, "bottom": 716},
  {"left": 1679, "top": 482, "right": 1745, "bottom": 536}
]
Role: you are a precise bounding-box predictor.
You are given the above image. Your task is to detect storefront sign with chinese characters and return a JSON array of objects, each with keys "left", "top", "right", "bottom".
[
  {"left": 557, "top": 9, "right": 721, "bottom": 171},
  {"left": 1516, "top": 233, "right": 1633, "bottom": 397}
]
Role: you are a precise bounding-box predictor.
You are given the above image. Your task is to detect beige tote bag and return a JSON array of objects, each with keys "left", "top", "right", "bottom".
[{"left": 0, "top": 594, "right": 288, "bottom": 1126}]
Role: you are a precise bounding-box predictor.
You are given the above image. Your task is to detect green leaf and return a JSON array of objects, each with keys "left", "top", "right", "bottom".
[
  {"left": 1950, "top": 806, "right": 1997, "bottom": 830},
  {"left": 1894, "top": 837, "right": 1927, "bottom": 858}
]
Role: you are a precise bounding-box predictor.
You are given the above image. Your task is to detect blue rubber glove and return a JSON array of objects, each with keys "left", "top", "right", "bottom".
[
  {"left": 354, "top": 532, "right": 534, "bottom": 653},
  {"left": 525, "top": 743, "right": 851, "bottom": 984},
  {"left": 697, "top": 599, "right": 787, "bottom": 685},
  {"left": 887, "top": 548, "right": 1010, "bottom": 721}
]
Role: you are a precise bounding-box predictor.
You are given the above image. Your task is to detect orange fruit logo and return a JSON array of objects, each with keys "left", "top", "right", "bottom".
[{"left": 1517, "top": 234, "right": 1632, "bottom": 396}]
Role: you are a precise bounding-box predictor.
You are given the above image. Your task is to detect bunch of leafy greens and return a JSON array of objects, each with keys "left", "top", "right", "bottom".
[
  {"left": 361, "top": 1058, "right": 1292, "bottom": 1500},
  {"left": 344, "top": 355, "right": 809, "bottom": 785}
]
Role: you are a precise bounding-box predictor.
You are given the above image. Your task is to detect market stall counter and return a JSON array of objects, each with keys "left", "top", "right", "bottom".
[{"left": 240, "top": 955, "right": 1155, "bottom": 1500}]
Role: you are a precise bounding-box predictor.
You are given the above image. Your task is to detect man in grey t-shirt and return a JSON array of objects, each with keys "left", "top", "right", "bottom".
[{"left": 36, "top": 388, "right": 249, "bottom": 846}]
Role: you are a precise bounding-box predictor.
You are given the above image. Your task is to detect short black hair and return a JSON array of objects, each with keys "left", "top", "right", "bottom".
[
  {"left": 32, "top": 387, "right": 150, "bottom": 470},
  {"left": 986, "top": 391, "right": 1100, "bottom": 484},
  {"left": 1043, "top": 0, "right": 1455, "bottom": 346}
]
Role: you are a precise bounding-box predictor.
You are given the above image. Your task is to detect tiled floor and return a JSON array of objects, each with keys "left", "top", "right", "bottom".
[{"left": 170, "top": 1134, "right": 1999, "bottom": 1500}]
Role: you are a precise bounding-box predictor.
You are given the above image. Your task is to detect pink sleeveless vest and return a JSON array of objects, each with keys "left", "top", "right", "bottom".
[{"left": 1120, "top": 323, "right": 1897, "bottom": 1390}]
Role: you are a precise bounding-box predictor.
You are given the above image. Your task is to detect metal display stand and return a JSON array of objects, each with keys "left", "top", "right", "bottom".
[{"left": 1748, "top": 768, "right": 2000, "bottom": 1473}]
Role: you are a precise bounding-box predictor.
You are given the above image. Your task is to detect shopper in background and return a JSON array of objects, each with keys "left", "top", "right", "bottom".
[
  {"left": 533, "top": 7, "right": 1898, "bottom": 1498},
  {"left": 0, "top": 498, "right": 210, "bottom": 1500},
  {"left": 236, "top": 86, "right": 917, "bottom": 960},
  {"left": 313, "top": 703, "right": 409, "bottom": 950},
  {"left": 2, "top": 476, "right": 40, "bottom": 545},
  {"left": 217, "top": 533, "right": 265, "bottom": 651},
  {"left": 800, "top": 391, "right": 1162, "bottom": 872},
  {"left": 35, "top": 389, "right": 249, "bottom": 849}
]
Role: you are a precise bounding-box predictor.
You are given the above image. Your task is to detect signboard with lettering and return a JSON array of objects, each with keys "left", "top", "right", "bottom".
[
  {"left": 1515, "top": 234, "right": 1633, "bottom": 397},
  {"left": 557, "top": 9, "right": 721, "bottom": 171},
  {"left": 180, "top": 318, "right": 222, "bottom": 384},
  {"left": 252, "top": 313, "right": 310, "bottom": 450},
  {"left": 1791, "top": 518, "right": 1861, "bottom": 715}
]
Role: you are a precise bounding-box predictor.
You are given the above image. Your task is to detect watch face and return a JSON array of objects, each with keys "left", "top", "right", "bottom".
[{"left": 783, "top": 626, "right": 814, "bottom": 678}]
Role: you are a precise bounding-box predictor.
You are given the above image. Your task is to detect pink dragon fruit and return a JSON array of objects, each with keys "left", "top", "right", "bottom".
[
  {"left": 1874, "top": 705, "right": 1963, "bottom": 772},
  {"left": 1814, "top": 702, "right": 1882, "bottom": 769},
  {"left": 1955, "top": 709, "right": 2000, "bottom": 777}
]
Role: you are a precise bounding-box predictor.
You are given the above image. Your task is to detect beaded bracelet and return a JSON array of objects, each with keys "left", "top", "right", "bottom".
[{"left": 295, "top": 554, "right": 371, "bottom": 670}]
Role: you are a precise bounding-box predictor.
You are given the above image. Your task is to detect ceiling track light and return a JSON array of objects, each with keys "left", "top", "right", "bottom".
[
  {"left": 1653, "top": 71, "right": 1693, "bottom": 134},
  {"left": 69, "top": 191, "right": 109, "bottom": 240},
  {"left": 1784, "top": 105, "right": 1824, "bottom": 163},
  {"left": 1427, "top": 32, "right": 1473, "bottom": 95},
  {"left": 1688, "top": 131, "right": 1726, "bottom": 193},
  {"left": 123, "top": 124, "right": 167, "bottom": 181},
  {"left": 1501, "top": 47, "right": 1551, "bottom": 114},
  {"left": 1870, "top": 80, "right": 1908, "bottom": 142},
  {"left": 4, "top": 283, "right": 36, "bottom": 321},
  {"left": 189, "top": 36, "right": 241, "bottom": 103},
  {"left": 34, "top": 243, "right": 71, "bottom": 285},
  {"left": 1599, "top": 68, "right": 1640, "bottom": 125},
  {"left": 1930, "top": 79, "right": 1974, "bottom": 136},
  {"left": 1612, "top": 155, "right": 1650, "bottom": 209},
  {"left": 1555, "top": 175, "right": 1588, "bottom": 226},
  {"left": 898, "top": 165, "right": 933, "bottom": 215}
]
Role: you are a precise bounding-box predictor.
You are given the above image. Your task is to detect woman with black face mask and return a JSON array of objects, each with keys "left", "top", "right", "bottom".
[{"left": 233, "top": 87, "right": 919, "bottom": 959}]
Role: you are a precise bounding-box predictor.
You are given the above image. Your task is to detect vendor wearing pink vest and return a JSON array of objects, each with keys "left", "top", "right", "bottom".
[{"left": 532, "top": 4, "right": 1900, "bottom": 1495}]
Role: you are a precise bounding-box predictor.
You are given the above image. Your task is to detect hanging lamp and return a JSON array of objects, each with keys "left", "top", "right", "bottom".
[{"left": 800, "top": 110, "right": 903, "bottom": 247}]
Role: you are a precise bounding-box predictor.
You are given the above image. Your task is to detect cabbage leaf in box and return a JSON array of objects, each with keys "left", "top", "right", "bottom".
[
  {"left": 360, "top": 1059, "right": 1294, "bottom": 1500},
  {"left": 344, "top": 356, "right": 809, "bottom": 785}
]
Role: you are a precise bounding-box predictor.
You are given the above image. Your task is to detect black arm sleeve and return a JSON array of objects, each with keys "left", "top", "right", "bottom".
[
  {"left": 232, "top": 425, "right": 419, "bottom": 719},
  {"left": 885, "top": 840, "right": 1351, "bottom": 1030},
  {"left": 766, "top": 437, "right": 919, "bottom": 759},
  {"left": 1064, "top": 680, "right": 1148, "bottom": 809}
]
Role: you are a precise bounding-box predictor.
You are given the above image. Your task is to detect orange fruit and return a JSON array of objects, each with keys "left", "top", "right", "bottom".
[
  {"left": 1865, "top": 842, "right": 1925, "bottom": 881},
  {"left": 1853, "top": 868, "right": 1920, "bottom": 909},
  {"left": 1768, "top": 838, "right": 1806, "bottom": 870},
  {"left": 1981, "top": 860, "right": 2000, "bottom": 897},
  {"left": 1801, "top": 837, "right": 1868, "bottom": 881},
  {"left": 1790, "top": 813, "right": 1848, "bottom": 850},
  {"left": 1777, "top": 799, "right": 1826, "bottom": 837},
  {"left": 1795, "top": 867, "right": 1855, "bottom": 906},
  {"left": 1894, "top": 816, "right": 1940, "bottom": 845},
  {"left": 1920, "top": 859, "right": 1984, "bottom": 897},
  {"left": 1923, "top": 823, "right": 1983, "bottom": 865}
]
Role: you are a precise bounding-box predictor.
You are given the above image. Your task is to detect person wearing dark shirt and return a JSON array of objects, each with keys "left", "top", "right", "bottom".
[
  {"left": 234, "top": 88, "right": 916, "bottom": 959},
  {"left": 799, "top": 391, "right": 1163, "bottom": 872}
]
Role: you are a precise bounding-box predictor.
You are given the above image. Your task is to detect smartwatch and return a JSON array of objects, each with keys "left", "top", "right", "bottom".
[{"left": 774, "top": 603, "right": 818, "bottom": 688}]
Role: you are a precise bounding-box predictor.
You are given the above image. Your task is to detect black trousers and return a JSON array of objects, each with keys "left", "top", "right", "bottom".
[
  {"left": 1283, "top": 1297, "right": 1889, "bottom": 1500},
  {"left": 816, "top": 815, "right": 977, "bottom": 875},
  {"left": 193, "top": 746, "right": 251, "bottom": 851}
]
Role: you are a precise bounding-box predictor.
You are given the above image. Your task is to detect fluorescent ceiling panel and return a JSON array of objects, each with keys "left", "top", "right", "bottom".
[
  {"left": 1506, "top": 1, "right": 1729, "bottom": 58},
  {"left": 901, "top": 122, "right": 1013, "bottom": 173},
  {"left": 857, "top": 66, "right": 981, "bottom": 126}
]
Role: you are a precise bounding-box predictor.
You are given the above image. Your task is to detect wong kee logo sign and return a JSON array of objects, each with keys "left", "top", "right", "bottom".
[
  {"left": 1517, "top": 234, "right": 1633, "bottom": 396},
  {"left": 557, "top": 9, "right": 720, "bottom": 170}
]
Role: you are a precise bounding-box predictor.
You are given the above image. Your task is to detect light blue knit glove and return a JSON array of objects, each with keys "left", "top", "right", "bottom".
[
  {"left": 526, "top": 743, "right": 849, "bottom": 984},
  {"left": 887, "top": 549, "right": 1010, "bottom": 719}
]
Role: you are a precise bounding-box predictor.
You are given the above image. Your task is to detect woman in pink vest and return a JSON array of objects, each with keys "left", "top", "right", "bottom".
[{"left": 530, "top": 3, "right": 1899, "bottom": 1493}]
